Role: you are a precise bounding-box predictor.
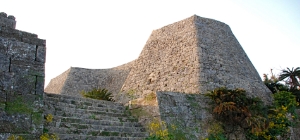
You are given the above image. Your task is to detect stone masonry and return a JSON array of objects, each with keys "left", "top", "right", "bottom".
[
  {"left": 45, "top": 15, "right": 275, "bottom": 139},
  {"left": 45, "top": 60, "right": 135, "bottom": 96},
  {"left": 0, "top": 12, "right": 46, "bottom": 139},
  {"left": 47, "top": 15, "right": 272, "bottom": 104}
]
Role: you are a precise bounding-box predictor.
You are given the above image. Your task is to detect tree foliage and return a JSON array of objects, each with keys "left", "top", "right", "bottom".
[{"left": 279, "top": 67, "right": 300, "bottom": 90}]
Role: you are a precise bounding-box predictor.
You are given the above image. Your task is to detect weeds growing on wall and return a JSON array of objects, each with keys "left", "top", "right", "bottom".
[
  {"left": 45, "top": 114, "right": 53, "bottom": 123},
  {"left": 7, "top": 135, "right": 24, "bottom": 140},
  {"left": 146, "top": 119, "right": 174, "bottom": 140},
  {"left": 81, "top": 88, "right": 115, "bottom": 101},
  {"left": 39, "top": 133, "right": 59, "bottom": 140},
  {"left": 145, "top": 119, "right": 187, "bottom": 140},
  {"left": 205, "top": 87, "right": 298, "bottom": 140}
]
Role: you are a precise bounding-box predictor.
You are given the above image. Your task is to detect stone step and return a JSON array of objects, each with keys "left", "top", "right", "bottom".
[
  {"left": 44, "top": 96, "right": 125, "bottom": 111},
  {"left": 47, "top": 109, "right": 135, "bottom": 122},
  {"left": 47, "top": 127, "right": 148, "bottom": 137},
  {"left": 47, "top": 116, "right": 141, "bottom": 127},
  {"left": 58, "top": 134, "right": 146, "bottom": 140},
  {"left": 44, "top": 93, "right": 148, "bottom": 140},
  {"left": 45, "top": 100, "right": 126, "bottom": 114},
  {"left": 49, "top": 122, "right": 146, "bottom": 133},
  {"left": 44, "top": 93, "right": 124, "bottom": 109},
  {"left": 49, "top": 107, "right": 129, "bottom": 118},
  {"left": 47, "top": 117, "right": 142, "bottom": 128}
]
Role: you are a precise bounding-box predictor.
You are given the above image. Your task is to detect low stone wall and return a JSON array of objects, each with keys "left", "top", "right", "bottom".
[{"left": 0, "top": 12, "right": 45, "bottom": 139}]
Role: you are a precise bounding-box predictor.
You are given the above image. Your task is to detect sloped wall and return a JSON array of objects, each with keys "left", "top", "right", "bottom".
[
  {"left": 119, "top": 15, "right": 272, "bottom": 105},
  {"left": 120, "top": 16, "right": 201, "bottom": 102},
  {"left": 44, "top": 68, "right": 71, "bottom": 94},
  {"left": 0, "top": 12, "right": 46, "bottom": 139},
  {"left": 194, "top": 16, "right": 272, "bottom": 103}
]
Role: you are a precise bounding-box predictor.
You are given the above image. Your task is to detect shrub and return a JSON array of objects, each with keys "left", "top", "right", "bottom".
[
  {"left": 81, "top": 88, "right": 115, "bottom": 101},
  {"left": 205, "top": 87, "right": 298, "bottom": 140},
  {"left": 205, "top": 87, "right": 267, "bottom": 132},
  {"left": 146, "top": 119, "right": 175, "bottom": 140},
  {"left": 273, "top": 91, "right": 298, "bottom": 114}
]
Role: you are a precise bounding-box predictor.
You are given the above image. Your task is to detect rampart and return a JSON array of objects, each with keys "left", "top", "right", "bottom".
[
  {"left": 0, "top": 12, "right": 46, "bottom": 139},
  {"left": 45, "top": 15, "right": 274, "bottom": 139},
  {"left": 45, "top": 60, "right": 136, "bottom": 96}
]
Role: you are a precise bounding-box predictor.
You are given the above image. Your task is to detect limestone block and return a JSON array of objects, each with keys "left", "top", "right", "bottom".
[
  {"left": 0, "top": 72, "right": 15, "bottom": 91},
  {"left": 9, "top": 74, "right": 36, "bottom": 95},
  {"left": 8, "top": 41, "right": 36, "bottom": 62},
  {"left": 0, "top": 114, "right": 31, "bottom": 133},
  {"left": 36, "top": 45, "right": 46, "bottom": 62},
  {"left": 10, "top": 60, "right": 44, "bottom": 76},
  {"left": 0, "top": 54, "right": 9, "bottom": 72},
  {"left": 0, "top": 12, "right": 16, "bottom": 29}
]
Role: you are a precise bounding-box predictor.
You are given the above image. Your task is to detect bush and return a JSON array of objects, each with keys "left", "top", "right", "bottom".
[
  {"left": 205, "top": 87, "right": 267, "bottom": 131},
  {"left": 205, "top": 87, "right": 298, "bottom": 140},
  {"left": 81, "top": 88, "right": 115, "bottom": 102}
]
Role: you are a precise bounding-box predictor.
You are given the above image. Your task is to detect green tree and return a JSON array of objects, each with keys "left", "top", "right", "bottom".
[
  {"left": 263, "top": 69, "right": 288, "bottom": 93},
  {"left": 279, "top": 67, "right": 300, "bottom": 90}
]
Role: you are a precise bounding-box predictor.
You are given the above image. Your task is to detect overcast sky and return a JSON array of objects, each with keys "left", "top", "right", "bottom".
[{"left": 1, "top": 0, "right": 299, "bottom": 87}]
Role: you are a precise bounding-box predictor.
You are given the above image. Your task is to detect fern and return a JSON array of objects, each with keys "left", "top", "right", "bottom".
[{"left": 81, "top": 88, "right": 115, "bottom": 102}]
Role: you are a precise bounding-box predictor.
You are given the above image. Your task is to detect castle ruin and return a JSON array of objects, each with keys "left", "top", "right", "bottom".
[
  {"left": 46, "top": 15, "right": 272, "bottom": 104},
  {"left": 4, "top": 12, "right": 297, "bottom": 139},
  {"left": 45, "top": 15, "right": 274, "bottom": 139}
]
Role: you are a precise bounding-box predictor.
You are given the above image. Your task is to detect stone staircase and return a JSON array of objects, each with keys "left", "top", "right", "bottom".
[{"left": 44, "top": 93, "right": 148, "bottom": 140}]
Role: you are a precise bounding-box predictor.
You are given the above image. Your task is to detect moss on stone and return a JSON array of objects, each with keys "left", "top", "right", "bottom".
[
  {"left": 5, "top": 96, "right": 33, "bottom": 115},
  {"left": 32, "top": 112, "right": 43, "bottom": 125}
]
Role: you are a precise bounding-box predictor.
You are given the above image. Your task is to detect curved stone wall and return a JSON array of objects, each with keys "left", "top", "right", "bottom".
[{"left": 45, "top": 60, "right": 135, "bottom": 97}]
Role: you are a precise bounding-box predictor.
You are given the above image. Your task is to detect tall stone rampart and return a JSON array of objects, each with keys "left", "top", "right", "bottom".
[
  {"left": 44, "top": 14, "right": 275, "bottom": 138},
  {"left": 0, "top": 12, "right": 46, "bottom": 139},
  {"left": 121, "top": 16, "right": 200, "bottom": 97},
  {"left": 119, "top": 15, "right": 272, "bottom": 104},
  {"left": 193, "top": 16, "right": 271, "bottom": 102}
]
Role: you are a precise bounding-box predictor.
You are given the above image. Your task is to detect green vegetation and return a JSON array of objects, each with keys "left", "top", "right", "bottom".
[
  {"left": 45, "top": 114, "right": 53, "bottom": 123},
  {"left": 81, "top": 88, "right": 115, "bottom": 101},
  {"left": 39, "top": 133, "right": 59, "bottom": 140},
  {"left": 146, "top": 119, "right": 175, "bottom": 140},
  {"left": 204, "top": 87, "right": 298, "bottom": 140},
  {"left": 145, "top": 92, "right": 156, "bottom": 101},
  {"left": 7, "top": 135, "right": 24, "bottom": 140},
  {"left": 126, "top": 89, "right": 136, "bottom": 99},
  {"left": 264, "top": 67, "right": 300, "bottom": 103},
  {"left": 89, "top": 114, "right": 96, "bottom": 119},
  {"left": 5, "top": 97, "right": 33, "bottom": 115}
]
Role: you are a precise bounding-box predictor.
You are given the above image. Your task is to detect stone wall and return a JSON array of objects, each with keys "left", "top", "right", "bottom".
[
  {"left": 44, "top": 68, "right": 71, "bottom": 94},
  {"left": 193, "top": 16, "right": 272, "bottom": 103},
  {"left": 119, "top": 15, "right": 272, "bottom": 104},
  {"left": 45, "top": 15, "right": 274, "bottom": 139},
  {"left": 291, "top": 109, "right": 300, "bottom": 140},
  {"left": 0, "top": 12, "right": 46, "bottom": 139},
  {"left": 47, "top": 15, "right": 272, "bottom": 105},
  {"left": 121, "top": 16, "right": 200, "bottom": 97},
  {"left": 45, "top": 60, "right": 136, "bottom": 98},
  {"left": 156, "top": 91, "right": 211, "bottom": 139}
]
